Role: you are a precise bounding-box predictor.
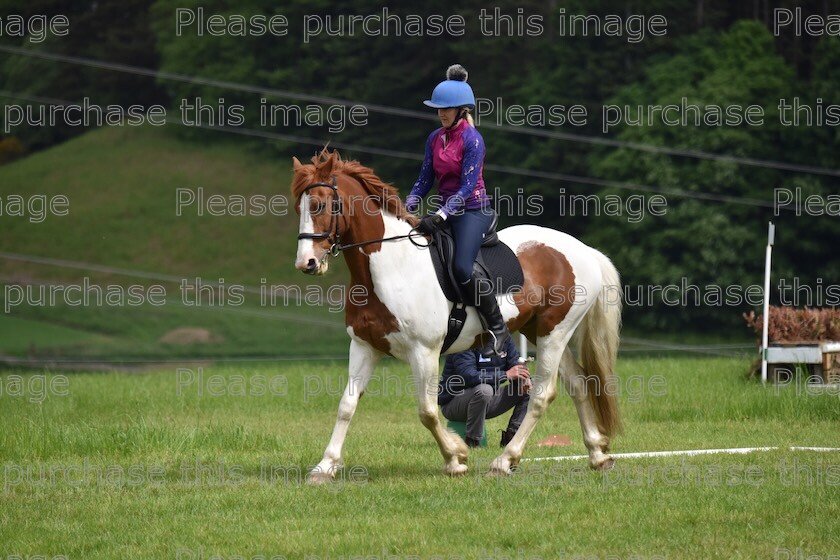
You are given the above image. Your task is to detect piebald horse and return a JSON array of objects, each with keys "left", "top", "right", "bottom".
[{"left": 292, "top": 150, "right": 622, "bottom": 481}]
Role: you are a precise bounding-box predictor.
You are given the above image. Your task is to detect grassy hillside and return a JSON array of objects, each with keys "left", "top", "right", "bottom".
[
  {"left": 0, "top": 126, "right": 351, "bottom": 360},
  {"left": 0, "top": 125, "right": 340, "bottom": 286}
]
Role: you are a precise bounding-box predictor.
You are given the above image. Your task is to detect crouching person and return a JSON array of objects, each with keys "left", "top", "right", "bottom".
[{"left": 438, "top": 338, "right": 531, "bottom": 448}]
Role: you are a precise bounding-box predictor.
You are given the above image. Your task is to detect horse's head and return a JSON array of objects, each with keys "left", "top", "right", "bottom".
[
  {"left": 291, "top": 149, "right": 419, "bottom": 275},
  {"left": 291, "top": 151, "right": 343, "bottom": 275}
]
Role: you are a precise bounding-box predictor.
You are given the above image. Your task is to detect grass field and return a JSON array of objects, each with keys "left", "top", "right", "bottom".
[
  {"left": 0, "top": 296, "right": 350, "bottom": 360},
  {"left": 1, "top": 356, "right": 838, "bottom": 559}
]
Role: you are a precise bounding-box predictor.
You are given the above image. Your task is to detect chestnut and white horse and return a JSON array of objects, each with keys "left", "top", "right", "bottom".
[{"left": 292, "top": 150, "right": 622, "bottom": 481}]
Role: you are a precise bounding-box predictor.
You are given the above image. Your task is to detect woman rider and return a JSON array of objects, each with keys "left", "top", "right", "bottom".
[{"left": 407, "top": 64, "right": 512, "bottom": 357}]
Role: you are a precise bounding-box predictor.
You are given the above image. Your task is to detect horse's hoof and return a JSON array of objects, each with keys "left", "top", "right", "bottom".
[
  {"left": 593, "top": 456, "right": 615, "bottom": 471},
  {"left": 444, "top": 463, "right": 469, "bottom": 477},
  {"left": 485, "top": 466, "right": 512, "bottom": 477},
  {"left": 307, "top": 468, "right": 336, "bottom": 485},
  {"left": 307, "top": 472, "right": 334, "bottom": 485},
  {"left": 485, "top": 457, "right": 513, "bottom": 477}
]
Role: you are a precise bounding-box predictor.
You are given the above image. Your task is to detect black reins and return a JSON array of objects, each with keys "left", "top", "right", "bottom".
[{"left": 296, "top": 176, "right": 429, "bottom": 257}]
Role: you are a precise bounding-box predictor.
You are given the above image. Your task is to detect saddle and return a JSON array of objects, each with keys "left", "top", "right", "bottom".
[{"left": 428, "top": 211, "right": 524, "bottom": 353}]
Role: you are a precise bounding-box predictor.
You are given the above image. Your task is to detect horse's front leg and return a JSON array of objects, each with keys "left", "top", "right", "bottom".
[
  {"left": 308, "top": 338, "right": 382, "bottom": 484},
  {"left": 409, "top": 347, "right": 469, "bottom": 476}
]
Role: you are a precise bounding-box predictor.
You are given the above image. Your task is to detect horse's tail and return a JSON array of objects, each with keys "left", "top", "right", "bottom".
[{"left": 578, "top": 250, "right": 623, "bottom": 437}]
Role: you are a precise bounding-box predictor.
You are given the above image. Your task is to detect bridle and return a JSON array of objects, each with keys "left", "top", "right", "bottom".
[
  {"left": 296, "top": 176, "right": 347, "bottom": 256},
  {"left": 296, "top": 176, "right": 428, "bottom": 257}
]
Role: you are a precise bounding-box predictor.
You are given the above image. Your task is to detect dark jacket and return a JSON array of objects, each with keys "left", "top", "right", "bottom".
[{"left": 438, "top": 338, "right": 520, "bottom": 406}]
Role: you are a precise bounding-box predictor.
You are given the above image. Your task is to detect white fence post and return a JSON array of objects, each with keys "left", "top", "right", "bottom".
[{"left": 761, "top": 222, "right": 775, "bottom": 384}]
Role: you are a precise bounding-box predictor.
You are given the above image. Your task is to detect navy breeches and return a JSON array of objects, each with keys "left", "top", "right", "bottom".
[{"left": 448, "top": 207, "right": 496, "bottom": 284}]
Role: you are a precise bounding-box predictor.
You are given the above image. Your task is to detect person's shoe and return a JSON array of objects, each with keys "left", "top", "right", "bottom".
[
  {"left": 500, "top": 429, "right": 516, "bottom": 447},
  {"left": 465, "top": 436, "right": 482, "bottom": 448}
]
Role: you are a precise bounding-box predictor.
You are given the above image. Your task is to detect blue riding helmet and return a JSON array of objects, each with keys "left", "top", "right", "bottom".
[{"left": 423, "top": 80, "right": 475, "bottom": 109}]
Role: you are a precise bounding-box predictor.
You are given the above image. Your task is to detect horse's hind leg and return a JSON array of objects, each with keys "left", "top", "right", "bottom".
[
  {"left": 486, "top": 331, "right": 567, "bottom": 476},
  {"left": 308, "top": 338, "right": 382, "bottom": 484},
  {"left": 409, "top": 347, "right": 469, "bottom": 476},
  {"left": 559, "top": 348, "right": 614, "bottom": 470}
]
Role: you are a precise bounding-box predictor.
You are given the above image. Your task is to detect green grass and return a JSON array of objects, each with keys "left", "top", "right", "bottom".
[
  {"left": 0, "top": 293, "right": 349, "bottom": 360},
  {"left": 0, "top": 314, "right": 110, "bottom": 355},
  {"left": 1, "top": 356, "right": 838, "bottom": 558}
]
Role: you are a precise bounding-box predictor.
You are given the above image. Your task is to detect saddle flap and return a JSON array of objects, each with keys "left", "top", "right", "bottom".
[{"left": 429, "top": 219, "right": 524, "bottom": 305}]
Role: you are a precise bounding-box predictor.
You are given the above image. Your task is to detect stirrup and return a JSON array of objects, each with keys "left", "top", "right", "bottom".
[{"left": 480, "top": 329, "right": 509, "bottom": 357}]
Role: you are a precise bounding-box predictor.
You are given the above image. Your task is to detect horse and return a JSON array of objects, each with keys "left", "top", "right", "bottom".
[{"left": 291, "top": 149, "right": 622, "bottom": 481}]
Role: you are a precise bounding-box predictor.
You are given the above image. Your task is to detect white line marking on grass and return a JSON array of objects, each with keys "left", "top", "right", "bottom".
[{"left": 524, "top": 446, "right": 840, "bottom": 462}]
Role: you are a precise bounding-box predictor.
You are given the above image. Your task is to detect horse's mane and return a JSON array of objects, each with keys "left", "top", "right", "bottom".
[{"left": 292, "top": 149, "right": 418, "bottom": 224}]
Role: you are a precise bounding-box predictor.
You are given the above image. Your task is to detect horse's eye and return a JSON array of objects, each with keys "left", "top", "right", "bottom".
[{"left": 312, "top": 201, "right": 326, "bottom": 215}]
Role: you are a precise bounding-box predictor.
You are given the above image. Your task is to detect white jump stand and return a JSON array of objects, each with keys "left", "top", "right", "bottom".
[{"left": 765, "top": 342, "right": 840, "bottom": 383}]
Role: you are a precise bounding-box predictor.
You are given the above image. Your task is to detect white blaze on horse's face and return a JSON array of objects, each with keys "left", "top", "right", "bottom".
[{"left": 295, "top": 192, "right": 330, "bottom": 275}]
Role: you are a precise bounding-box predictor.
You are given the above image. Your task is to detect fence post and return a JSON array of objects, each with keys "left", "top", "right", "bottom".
[{"left": 761, "top": 222, "right": 775, "bottom": 384}]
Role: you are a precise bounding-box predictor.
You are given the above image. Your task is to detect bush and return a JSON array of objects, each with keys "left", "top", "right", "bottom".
[{"left": 743, "top": 306, "right": 840, "bottom": 344}]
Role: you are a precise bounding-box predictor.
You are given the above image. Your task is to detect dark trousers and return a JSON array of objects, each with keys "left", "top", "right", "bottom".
[
  {"left": 449, "top": 207, "right": 496, "bottom": 284},
  {"left": 441, "top": 383, "right": 530, "bottom": 441}
]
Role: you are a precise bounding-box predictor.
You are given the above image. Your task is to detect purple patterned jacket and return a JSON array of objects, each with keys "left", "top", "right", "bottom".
[{"left": 406, "top": 118, "right": 490, "bottom": 217}]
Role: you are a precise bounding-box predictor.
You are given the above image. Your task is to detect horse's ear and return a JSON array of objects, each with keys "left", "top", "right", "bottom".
[
  {"left": 292, "top": 157, "right": 303, "bottom": 172},
  {"left": 319, "top": 150, "right": 337, "bottom": 177}
]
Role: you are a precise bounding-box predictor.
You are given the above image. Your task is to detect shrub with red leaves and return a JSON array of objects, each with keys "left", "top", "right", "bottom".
[{"left": 744, "top": 307, "right": 840, "bottom": 344}]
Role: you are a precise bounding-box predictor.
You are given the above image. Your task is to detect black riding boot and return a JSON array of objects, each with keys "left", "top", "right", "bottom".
[
  {"left": 460, "top": 269, "right": 511, "bottom": 357},
  {"left": 475, "top": 286, "right": 512, "bottom": 356}
]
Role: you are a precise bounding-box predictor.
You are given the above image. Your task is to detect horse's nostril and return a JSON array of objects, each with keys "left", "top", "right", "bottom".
[{"left": 307, "top": 258, "right": 317, "bottom": 269}]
